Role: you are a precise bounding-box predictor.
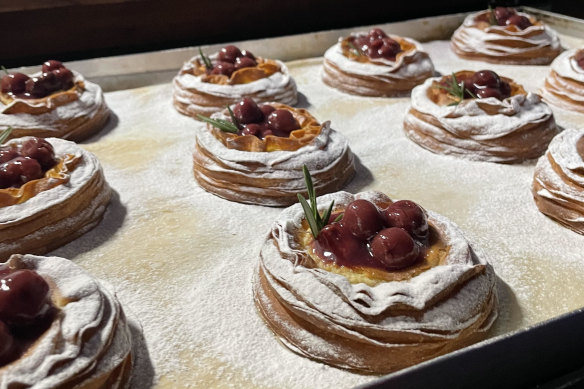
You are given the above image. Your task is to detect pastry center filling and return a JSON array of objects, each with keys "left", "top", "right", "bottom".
[
  {"left": 475, "top": 7, "right": 534, "bottom": 30},
  {"left": 429, "top": 70, "right": 523, "bottom": 106},
  {"left": 1, "top": 60, "right": 76, "bottom": 102},
  {"left": 186, "top": 45, "right": 280, "bottom": 85},
  {"left": 0, "top": 137, "right": 81, "bottom": 207},
  {"left": 298, "top": 197, "right": 448, "bottom": 286},
  {"left": 0, "top": 264, "right": 57, "bottom": 367},
  {"left": 341, "top": 28, "right": 412, "bottom": 64}
]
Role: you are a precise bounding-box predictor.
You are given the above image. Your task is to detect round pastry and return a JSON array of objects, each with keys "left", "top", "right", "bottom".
[
  {"left": 193, "top": 98, "right": 355, "bottom": 206},
  {"left": 403, "top": 69, "right": 558, "bottom": 163},
  {"left": 0, "top": 60, "right": 110, "bottom": 141},
  {"left": 254, "top": 190, "right": 497, "bottom": 373},
  {"left": 173, "top": 45, "right": 298, "bottom": 118},
  {"left": 532, "top": 129, "right": 584, "bottom": 234},
  {"left": 322, "top": 28, "right": 434, "bottom": 97},
  {"left": 451, "top": 7, "right": 562, "bottom": 65},
  {"left": 0, "top": 254, "right": 133, "bottom": 388},
  {"left": 541, "top": 48, "right": 584, "bottom": 113},
  {"left": 0, "top": 135, "right": 112, "bottom": 260}
]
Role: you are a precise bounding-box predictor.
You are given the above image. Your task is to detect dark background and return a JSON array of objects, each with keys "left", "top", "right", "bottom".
[{"left": 1, "top": 0, "right": 583, "bottom": 68}]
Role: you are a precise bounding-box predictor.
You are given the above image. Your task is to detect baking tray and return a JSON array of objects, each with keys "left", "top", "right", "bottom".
[{"left": 6, "top": 9, "right": 584, "bottom": 389}]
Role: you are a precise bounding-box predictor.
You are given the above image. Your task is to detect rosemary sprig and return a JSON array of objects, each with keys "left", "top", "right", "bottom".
[
  {"left": 488, "top": 5, "right": 497, "bottom": 25},
  {"left": 226, "top": 105, "right": 240, "bottom": 129},
  {"left": 347, "top": 41, "right": 362, "bottom": 57},
  {"left": 0, "top": 126, "right": 13, "bottom": 144},
  {"left": 196, "top": 114, "right": 239, "bottom": 133},
  {"left": 297, "top": 165, "right": 335, "bottom": 239},
  {"left": 433, "top": 73, "right": 476, "bottom": 106},
  {"left": 198, "top": 47, "right": 213, "bottom": 70}
]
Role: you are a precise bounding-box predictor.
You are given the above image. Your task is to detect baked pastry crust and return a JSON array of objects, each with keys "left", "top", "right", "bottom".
[
  {"left": 322, "top": 34, "right": 434, "bottom": 97},
  {"left": 450, "top": 10, "right": 562, "bottom": 65},
  {"left": 541, "top": 49, "right": 584, "bottom": 113},
  {"left": 533, "top": 129, "right": 584, "bottom": 234},
  {"left": 193, "top": 104, "right": 355, "bottom": 206},
  {"left": 0, "top": 73, "right": 110, "bottom": 142},
  {"left": 253, "top": 191, "right": 497, "bottom": 374},
  {"left": 0, "top": 137, "right": 112, "bottom": 260},
  {"left": 0, "top": 254, "right": 133, "bottom": 388},
  {"left": 403, "top": 72, "right": 558, "bottom": 163},
  {"left": 173, "top": 54, "right": 297, "bottom": 118}
]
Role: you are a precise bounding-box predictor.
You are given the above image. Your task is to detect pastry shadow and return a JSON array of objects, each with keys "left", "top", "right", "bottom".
[
  {"left": 83, "top": 111, "right": 120, "bottom": 144},
  {"left": 491, "top": 274, "right": 523, "bottom": 335},
  {"left": 295, "top": 92, "right": 311, "bottom": 109},
  {"left": 128, "top": 320, "right": 156, "bottom": 389},
  {"left": 344, "top": 155, "right": 374, "bottom": 193},
  {"left": 49, "top": 189, "right": 127, "bottom": 259}
]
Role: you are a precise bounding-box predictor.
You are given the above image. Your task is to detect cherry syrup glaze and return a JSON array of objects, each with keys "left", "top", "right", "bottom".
[
  {"left": 574, "top": 50, "right": 584, "bottom": 71},
  {"left": 312, "top": 198, "right": 429, "bottom": 271},
  {"left": 1, "top": 60, "right": 75, "bottom": 99},
  {"left": 230, "top": 98, "right": 300, "bottom": 139},
  {"left": 207, "top": 45, "right": 258, "bottom": 77},
  {"left": 0, "top": 137, "right": 57, "bottom": 189},
  {"left": 348, "top": 28, "right": 402, "bottom": 61},
  {"left": 0, "top": 264, "right": 55, "bottom": 367}
]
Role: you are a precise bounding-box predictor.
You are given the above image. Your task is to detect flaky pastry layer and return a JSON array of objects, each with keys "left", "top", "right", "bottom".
[{"left": 541, "top": 49, "right": 584, "bottom": 113}]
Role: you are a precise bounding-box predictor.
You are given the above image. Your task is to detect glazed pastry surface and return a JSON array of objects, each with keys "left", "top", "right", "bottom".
[
  {"left": 254, "top": 191, "right": 497, "bottom": 374},
  {"left": 533, "top": 129, "right": 584, "bottom": 234},
  {"left": 0, "top": 254, "right": 133, "bottom": 389},
  {"left": 450, "top": 10, "right": 562, "bottom": 65}
]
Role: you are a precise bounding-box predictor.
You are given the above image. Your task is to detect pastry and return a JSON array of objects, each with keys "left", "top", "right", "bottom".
[
  {"left": 451, "top": 7, "right": 562, "bottom": 65},
  {"left": 173, "top": 45, "right": 297, "bottom": 117},
  {"left": 0, "top": 60, "right": 110, "bottom": 141},
  {"left": 0, "top": 253, "right": 133, "bottom": 388},
  {"left": 254, "top": 186, "right": 497, "bottom": 374},
  {"left": 0, "top": 134, "right": 112, "bottom": 260},
  {"left": 532, "top": 128, "right": 584, "bottom": 234},
  {"left": 403, "top": 69, "right": 558, "bottom": 163},
  {"left": 322, "top": 28, "right": 434, "bottom": 96},
  {"left": 193, "top": 98, "right": 355, "bottom": 206},
  {"left": 541, "top": 48, "right": 584, "bottom": 113}
]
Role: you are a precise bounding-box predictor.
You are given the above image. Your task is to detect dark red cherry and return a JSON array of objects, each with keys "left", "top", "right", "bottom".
[
  {"left": 1, "top": 73, "right": 30, "bottom": 95},
  {"left": 378, "top": 39, "right": 401, "bottom": 60},
  {"left": 24, "top": 77, "right": 48, "bottom": 98},
  {"left": 370, "top": 227, "right": 420, "bottom": 270},
  {"left": 20, "top": 137, "right": 56, "bottom": 170},
  {"left": 0, "top": 264, "right": 11, "bottom": 278},
  {"left": 499, "top": 81, "right": 511, "bottom": 99},
  {"left": 41, "top": 60, "right": 64, "bottom": 73},
  {"left": 241, "top": 123, "right": 264, "bottom": 137},
  {"left": 472, "top": 70, "right": 501, "bottom": 89},
  {"left": 53, "top": 68, "right": 74, "bottom": 90},
  {"left": 368, "top": 38, "right": 384, "bottom": 51},
  {"left": 259, "top": 104, "right": 275, "bottom": 118},
  {"left": 261, "top": 128, "right": 274, "bottom": 137},
  {"left": 384, "top": 200, "right": 429, "bottom": 241},
  {"left": 317, "top": 223, "right": 363, "bottom": 262},
  {"left": 494, "top": 7, "right": 514, "bottom": 25},
  {"left": 368, "top": 28, "right": 387, "bottom": 40},
  {"left": 0, "top": 148, "right": 19, "bottom": 164},
  {"left": 476, "top": 87, "right": 503, "bottom": 99},
  {"left": 218, "top": 45, "right": 242, "bottom": 64},
  {"left": 0, "top": 269, "right": 50, "bottom": 326},
  {"left": 0, "top": 321, "right": 16, "bottom": 365},
  {"left": 266, "top": 109, "right": 300, "bottom": 134},
  {"left": 367, "top": 46, "right": 382, "bottom": 59},
  {"left": 574, "top": 50, "right": 584, "bottom": 70},
  {"left": 341, "top": 199, "right": 384, "bottom": 240},
  {"left": 40, "top": 72, "right": 60, "bottom": 93},
  {"left": 0, "top": 157, "right": 43, "bottom": 188},
  {"left": 210, "top": 62, "right": 235, "bottom": 77},
  {"left": 240, "top": 50, "right": 256, "bottom": 60},
  {"left": 234, "top": 56, "right": 257, "bottom": 70},
  {"left": 233, "top": 98, "right": 263, "bottom": 124},
  {"left": 506, "top": 14, "right": 532, "bottom": 30}
]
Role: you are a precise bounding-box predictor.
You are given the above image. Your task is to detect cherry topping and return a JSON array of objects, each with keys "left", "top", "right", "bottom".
[
  {"left": 383, "top": 200, "right": 429, "bottom": 241},
  {"left": 19, "top": 138, "right": 56, "bottom": 170},
  {"left": 456, "top": 70, "right": 511, "bottom": 101},
  {"left": 40, "top": 72, "right": 60, "bottom": 94},
  {"left": 0, "top": 321, "right": 16, "bottom": 365},
  {"left": 494, "top": 7, "right": 514, "bottom": 25},
  {"left": 24, "top": 77, "right": 48, "bottom": 98},
  {"left": 267, "top": 109, "right": 300, "bottom": 134},
  {"left": 242, "top": 123, "right": 264, "bottom": 137},
  {"left": 575, "top": 50, "right": 584, "bottom": 71},
  {"left": 233, "top": 98, "right": 264, "bottom": 124},
  {"left": 317, "top": 223, "right": 365, "bottom": 262},
  {"left": 240, "top": 50, "right": 256, "bottom": 60},
  {"left": 0, "top": 148, "right": 19, "bottom": 164},
  {"left": 234, "top": 56, "right": 257, "bottom": 70},
  {"left": 41, "top": 60, "right": 64, "bottom": 73},
  {"left": 260, "top": 104, "right": 276, "bottom": 117},
  {"left": 0, "top": 157, "right": 43, "bottom": 189},
  {"left": 370, "top": 227, "right": 420, "bottom": 269},
  {"left": 53, "top": 67, "right": 75, "bottom": 90},
  {"left": 0, "top": 269, "right": 50, "bottom": 326},
  {"left": 471, "top": 70, "right": 500, "bottom": 89},
  {"left": 341, "top": 199, "right": 384, "bottom": 240},
  {"left": 506, "top": 14, "right": 532, "bottom": 29},
  {"left": 1, "top": 73, "right": 30, "bottom": 95},
  {"left": 493, "top": 7, "right": 532, "bottom": 29},
  {"left": 218, "top": 45, "right": 242, "bottom": 64},
  {"left": 210, "top": 62, "right": 235, "bottom": 77},
  {"left": 368, "top": 28, "right": 388, "bottom": 40}
]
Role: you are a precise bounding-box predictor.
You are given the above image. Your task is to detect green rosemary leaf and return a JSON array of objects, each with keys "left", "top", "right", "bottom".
[
  {"left": 333, "top": 213, "right": 344, "bottom": 223},
  {"left": 298, "top": 194, "right": 320, "bottom": 239},
  {"left": 226, "top": 105, "right": 240, "bottom": 129},
  {"left": 302, "top": 165, "right": 317, "bottom": 219},
  {"left": 0, "top": 126, "right": 13, "bottom": 144},
  {"left": 488, "top": 5, "right": 497, "bottom": 25},
  {"left": 320, "top": 200, "right": 335, "bottom": 231},
  {"left": 198, "top": 47, "right": 213, "bottom": 70},
  {"left": 347, "top": 41, "right": 362, "bottom": 57},
  {"left": 196, "top": 114, "right": 239, "bottom": 133}
]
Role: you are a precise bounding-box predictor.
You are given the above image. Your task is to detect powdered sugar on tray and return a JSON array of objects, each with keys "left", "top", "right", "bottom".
[{"left": 45, "top": 39, "right": 584, "bottom": 389}]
